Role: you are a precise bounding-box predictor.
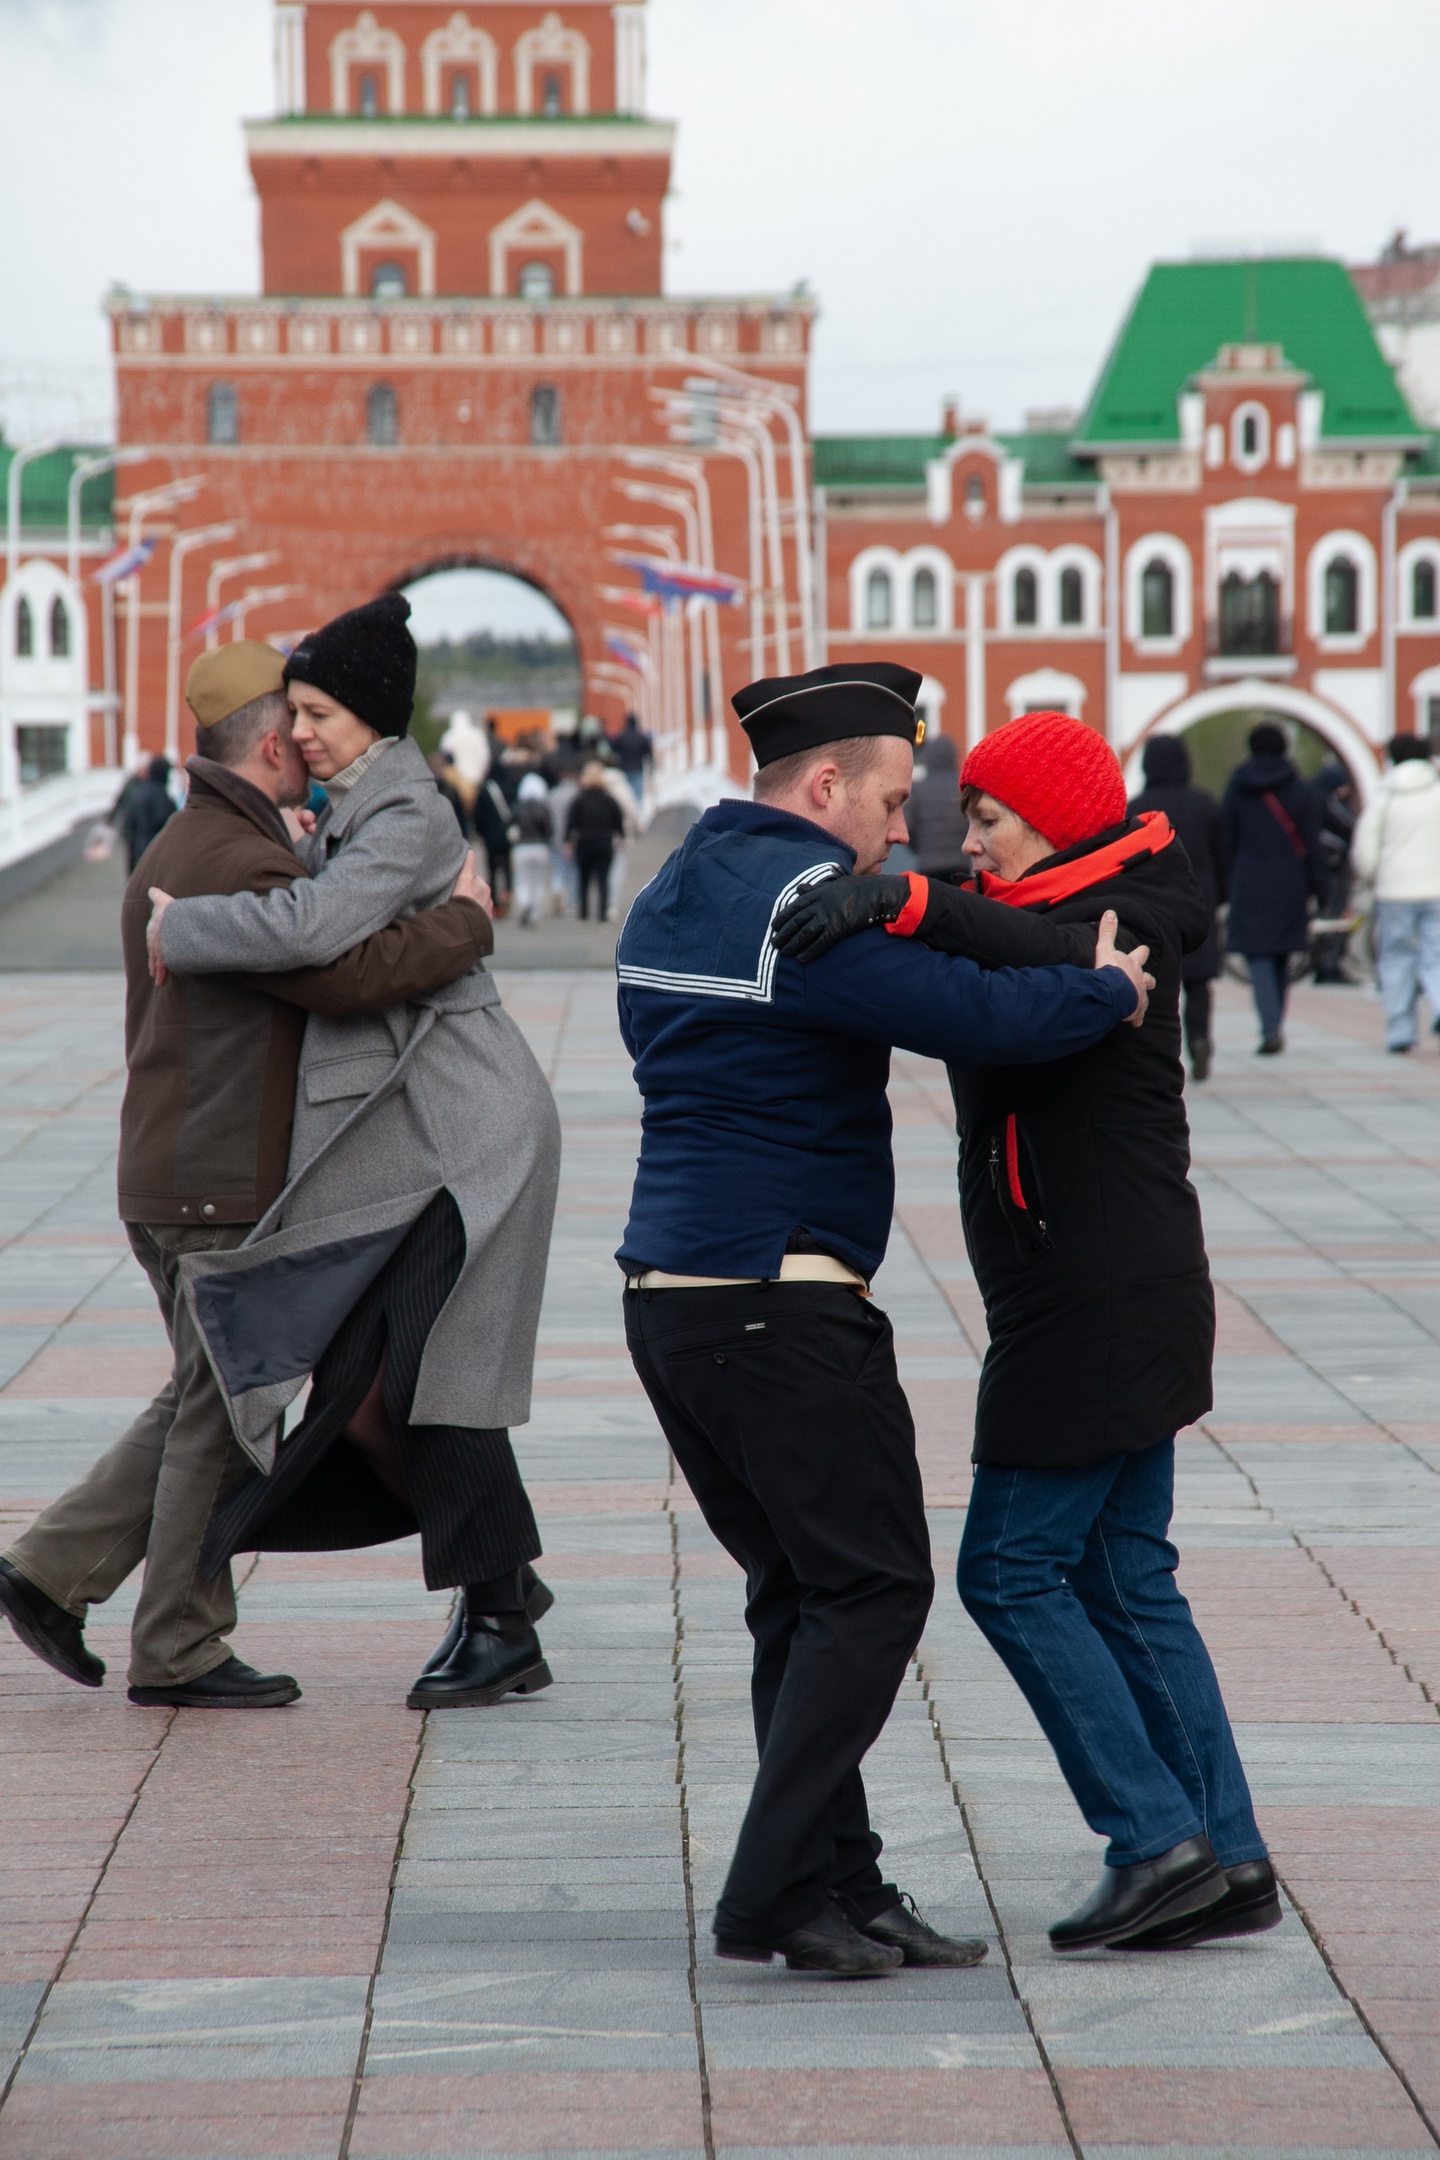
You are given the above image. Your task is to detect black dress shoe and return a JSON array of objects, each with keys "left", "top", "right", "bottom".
[
  {"left": 1189, "top": 1037, "right": 1212, "bottom": 1082},
  {"left": 1119, "top": 1858, "right": 1283, "bottom": 1949},
  {"left": 0, "top": 1556, "right": 103, "bottom": 1688},
  {"left": 127, "top": 1655, "right": 300, "bottom": 1708},
  {"left": 418, "top": 1567, "right": 555, "bottom": 1679},
  {"left": 1049, "top": 1834, "right": 1225, "bottom": 1952},
  {"left": 716, "top": 1898, "right": 904, "bottom": 1977},
  {"left": 407, "top": 1609, "right": 552, "bottom": 1709},
  {"left": 859, "top": 1894, "right": 988, "bottom": 1968}
]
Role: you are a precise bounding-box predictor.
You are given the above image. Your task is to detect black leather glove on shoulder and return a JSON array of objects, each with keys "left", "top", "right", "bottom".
[{"left": 771, "top": 874, "right": 913, "bottom": 963}]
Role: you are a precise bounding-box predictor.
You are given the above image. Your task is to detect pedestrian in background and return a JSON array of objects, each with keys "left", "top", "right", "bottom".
[
  {"left": 1222, "top": 723, "right": 1326, "bottom": 1055},
  {"left": 903, "top": 732, "right": 970, "bottom": 882},
  {"left": 1130, "top": 733, "right": 1227, "bottom": 1080},
  {"left": 1353, "top": 733, "right": 1440, "bottom": 1053},
  {"left": 1312, "top": 760, "right": 1359, "bottom": 984},
  {"left": 602, "top": 759, "right": 641, "bottom": 919},
  {"left": 511, "top": 772, "right": 554, "bottom": 928},
  {"left": 119, "top": 755, "right": 178, "bottom": 872},
  {"left": 548, "top": 754, "right": 581, "bottom": 917},
  {"left": 610, "top": 711, "right": 653, "bottom": 806},
  {"left": 566, "top": 760, "right": 626, "bottom": 921}
]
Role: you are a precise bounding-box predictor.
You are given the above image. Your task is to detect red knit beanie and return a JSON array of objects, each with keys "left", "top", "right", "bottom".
[{"left": 960, "top": 711, "right": 1127, "bottom": 852}]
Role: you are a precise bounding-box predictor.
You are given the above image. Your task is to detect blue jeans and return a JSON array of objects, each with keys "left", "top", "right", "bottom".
[
  {"left": 958, "top": 1439, "right": 1265, "bottom": 1868},
  {"left": 1245, "top": 954, "right": 1292, "bottom": 1044},
  {"left": 1375, "top": 899, "right": 1440, "bottom": 1049}
]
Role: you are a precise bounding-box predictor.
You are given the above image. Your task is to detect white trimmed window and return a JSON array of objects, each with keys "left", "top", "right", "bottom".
[
  {"left": 1231, "top": 402, "right": 1270, "bottom": 474},
  {"left": 904, "top": 548, "right": 953, "bottom": 632},
  {"left": 1124, "top": 533, "right": 1192, "bottom": 653},
  {"left": 997, "top": 545, "right": 1049, "bottom": 633},
  {"left": 1049, "top": 545, "right": 1102, "bottom": 633},
  {"left": 1004, "top": 667, "right": 1087, "bottom": 720},
  {"left": 849, "top": 547, "right": 903, "bottom": 634},
  {"left": 1398, "top": 539, "right": 1440, "bottom": 630},
  {"left": 1307, "top": 530, "right": 1376, "bottom": 652}
]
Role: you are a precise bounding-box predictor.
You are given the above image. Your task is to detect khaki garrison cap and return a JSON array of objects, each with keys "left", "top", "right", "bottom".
[{"left": 184, "top": 641, "right": 287, "bottom": 729}]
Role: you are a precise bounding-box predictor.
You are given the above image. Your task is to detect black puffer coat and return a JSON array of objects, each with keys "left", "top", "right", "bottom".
[
  {"left": 1222, "top": 752, "right": 1326, "bottom": 956},
  {"left": 906, "top": 816, "right": 1215, "bottom": 1469},
  {"left": 1130, "top": 736, "right": 1228, "bottom": 980}
]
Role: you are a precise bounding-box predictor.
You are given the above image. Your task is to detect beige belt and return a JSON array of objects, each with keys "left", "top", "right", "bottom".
[{"left": 627, "top": 1253, "right": 868, "bottom": 1292}]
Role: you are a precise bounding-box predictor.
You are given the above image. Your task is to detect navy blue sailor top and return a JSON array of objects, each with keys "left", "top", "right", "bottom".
[{"left": 615, "top": 799, "right": 1135, "bottom": 1282}]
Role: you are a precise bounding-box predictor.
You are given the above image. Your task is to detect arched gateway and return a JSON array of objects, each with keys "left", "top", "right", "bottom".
[{"left": 105, "top": 1, "right": 813, "bottom": 788}]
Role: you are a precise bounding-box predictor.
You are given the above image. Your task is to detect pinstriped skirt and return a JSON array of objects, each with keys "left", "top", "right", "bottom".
[{"left": 201, "top": 1192, "right": 540, "bottom": 1590}]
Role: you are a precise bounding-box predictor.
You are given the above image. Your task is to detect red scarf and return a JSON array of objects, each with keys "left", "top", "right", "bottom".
[{"left": 978, "top": 810, "right": 1174, "bottom": 910}]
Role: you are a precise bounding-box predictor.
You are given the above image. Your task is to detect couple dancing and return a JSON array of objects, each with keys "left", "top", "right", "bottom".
[{"left": 0, "top": 596, "right": 560, "bottom": 1713}]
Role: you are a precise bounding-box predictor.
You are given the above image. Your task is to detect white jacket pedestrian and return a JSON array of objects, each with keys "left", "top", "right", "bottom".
[{"left": 1352, "top": 742, "right": 1440, "bottom": 1051}]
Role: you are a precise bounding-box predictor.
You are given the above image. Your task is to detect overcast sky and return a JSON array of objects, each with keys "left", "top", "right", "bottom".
[{"left": 2, "top": 3, "right": 1437, "bottom": 451}]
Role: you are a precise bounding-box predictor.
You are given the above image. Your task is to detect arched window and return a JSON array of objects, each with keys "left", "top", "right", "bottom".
[
  {"left": 1325, "top": 555, "right": 1359, "bottom": 635},
  {"left": 370, "top": 261, "right": 408, "bottom": 299},
  {"left": 358, "top": 70, "right": 380, "bottom": 117},
  {"left": 1013, "top": 566, "right": 1038, "bottom": 626},
  {"left": 1221, "top": 570, "right": 1279, "bottom": 655},
  {"left": 530, "top": 382, "right": 561, "bottom": 445},
  {"left": 49, "top": 597, "right": 69, "bottom": 658},
  {"left": 1241, "top": 413, "right": 1259, "bottom": 458},
  {"left": 449, "top": 70, "right": 471, "bottom": 118},
  {"left": 542, "top": 71, "right": 563, "bottom": 116},
  {"left": 1413, "top": 559, "right": 1437, "bottom": 620},
  {"left": 1141, "top": 558, "right": 1174, "bottom": 638},
  {"left": 965, "top": 474, "right": 985, "bottom": 514},
  {"left": 367, "top": 382, "right": 398, "bottom": 445},
  {"left": 865, "top": 567, "right": 893, "bottom": 630},
  {"left": 518, "top": 260, "right": 556, "bottom": 302},
  {"left": 15, "top": 597, "right": 33, "bottom": 657},
  {"left": 207, "top": 381, "right": 239, "bottom": 445},
  {"left": 1058, "top": 565, "right": 1084, "bottom": 626},
  {"left": 911, "top": 566, "right": 937, "bottom": 630}
]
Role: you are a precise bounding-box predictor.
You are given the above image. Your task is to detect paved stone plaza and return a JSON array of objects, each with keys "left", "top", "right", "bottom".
[{"left": 0, "top": 967, "right": 1436, "bottom": 2160}]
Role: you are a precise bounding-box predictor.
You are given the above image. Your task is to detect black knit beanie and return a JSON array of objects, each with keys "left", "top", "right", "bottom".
[{"left": 283, "top": 593, "right": 416, "bottom": 738}]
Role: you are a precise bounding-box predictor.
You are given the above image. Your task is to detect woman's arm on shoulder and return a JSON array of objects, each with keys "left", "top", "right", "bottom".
[
  {"left": 158, "top": 789, "right": 444, "bottom": 973},
  {"left": 904, "top": 881, "right": 1099, "bottom": 968}
]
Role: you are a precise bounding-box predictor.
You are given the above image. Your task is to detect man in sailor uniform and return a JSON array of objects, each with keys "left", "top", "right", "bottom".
[{"left": 616, "top": 661, "right": 1152, "bottom": 1977}]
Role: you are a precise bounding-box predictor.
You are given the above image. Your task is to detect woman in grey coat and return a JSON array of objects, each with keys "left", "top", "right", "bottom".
[{"left": 149, "top": 596, "right": 562, "bottom": 1710}]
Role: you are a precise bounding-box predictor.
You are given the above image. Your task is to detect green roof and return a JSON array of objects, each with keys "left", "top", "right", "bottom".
[
  {"left": 0, "top": 443, "right": 115, "bottom": 531},
  {"left": 812, "top": 430, "right": 1095, "bottom": 492},
  {"left": 1076, "top": 258, "right": 1420, "bottom": 447}
]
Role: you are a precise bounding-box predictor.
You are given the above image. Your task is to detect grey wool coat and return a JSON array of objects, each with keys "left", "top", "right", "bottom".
[{"left": 159, "top": 736, "right": 561, "bottom": 1468}]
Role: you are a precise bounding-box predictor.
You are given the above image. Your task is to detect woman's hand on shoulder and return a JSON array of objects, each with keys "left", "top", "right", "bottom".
[
  {"left": 771, "top": 874, "right": 912, "bottom": 962},
  {"left": 1096, "top": 908, "right": 1153, "bottom": 1026}
]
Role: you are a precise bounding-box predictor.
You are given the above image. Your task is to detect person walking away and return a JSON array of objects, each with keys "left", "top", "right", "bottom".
[
  {"left": 1312, "top": 760, "right": 1359, "bottom": 984},
  {"left": 473, "top": 768, "right": 517, "bottom": 916},
  {"left": 548, "top": 754, "right": 581, "bottom": 916},
  {"left": 428, "top": 751, "right": 474, "bottom": 841},
  {"left": 903, "top": 733, "right": 970, "bottom": 883},
  {"left": 511, "top": 772, "right": 554, "bottom": 927},
  {"left": 120, "top": 755, "right": 178, "bottom": 871},
  {"left": 602, "top": 760, "right": 641, "bottom": 918},
  {"left": 0, "top": 643, "right": 491, "bottom": 1708},
  {"left": 566, "top": 760, "right": 626, "bottom": 920},
  {"left": 147, "top": 598, "right": 562, "bottom": 1710},
  {"left": 610, "top": 712, "right": 653, "bottom": 807},
  {"left": 1222, "top": 723, "right": 1326, "bottom": 1053},
  {"left": 1130, "top": 733, "right": 1227, "bottom": 1080},
  {"left": 620, "top": 662, "right": 1151, "bottom": 1976},
  {"left": 774, "top": 709, "right": 1277, "bottom": 1954},
  {"left": 1352, "top": 733, "right": 1440, "bottom": 1052}
]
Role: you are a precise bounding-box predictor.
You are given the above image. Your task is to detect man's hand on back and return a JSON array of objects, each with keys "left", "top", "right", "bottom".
[
  {"left": 146, "top": 889, "right": 173, "bottom": 986},
  {"left": 450, "top": 849, "right": 493, "bottom": 918},
  {"left": 1096, "top": 908, "right": 1152, "bottom": 1027}
]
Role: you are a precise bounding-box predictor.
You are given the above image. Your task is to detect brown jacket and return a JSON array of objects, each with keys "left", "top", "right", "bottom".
[{"left": 117, "top": 757, "right": 491, "bottom": 1225}]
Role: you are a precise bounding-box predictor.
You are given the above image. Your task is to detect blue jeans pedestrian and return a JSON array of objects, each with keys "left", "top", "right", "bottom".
[
  {"left": 1244, "top": 953, "right": 1292, "bottom": 1045},
  {"left": 1375, "top": 899, "right": 1440, "bottom": 1049},
  {"left": 958, "top": 1439, "right": 1265, "bottom": 1869}
]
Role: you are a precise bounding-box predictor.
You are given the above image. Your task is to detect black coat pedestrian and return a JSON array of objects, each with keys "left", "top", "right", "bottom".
[
  {"left": 909, "top": 818, "right": 1215, "bottom": 1469},
  {"left": 905, "top": 734, "right": 970, "bottom": 876},
  {"left": 1130, "top": 736, "right": 1228, "bottom": 979},
  {"left": 121, "top": 758, "right": 177, "bottom": 872},
  {"left": 1222, "top": 751, "right": 1326, "bottom": 956},
  {"left": 565, "top": 784, "right": 626, "bottom": 847}
]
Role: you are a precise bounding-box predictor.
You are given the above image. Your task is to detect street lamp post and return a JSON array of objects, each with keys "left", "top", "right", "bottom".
[
  {"left": 229, "top": 585, "right": 299, "bottom": 642},
  {"left": 203, "top": 554, "right": 277, "bottom": 650},
  {"left": 120, "top": 477, "right": 205, "bottom": 768},
  {"left": 165, "top": 523, "right": 237, "bottom": 762},
  {"left": 625, "top": 449, "right": 727, "bottom": 764},
  {"left": 618, "top": 480, "right": 707, "bottom": 766},
  {"left": 67, "top": 449, "right": 148, "bottom": 768},
  {"left": 5, "top": 436, "right": 61, "bottom": 590},
  {"left": 685, "top": 361, "right": 818, "bottom": 668},
  {"left": 605, "top": 521, "right": 686, "bottom": 762}
]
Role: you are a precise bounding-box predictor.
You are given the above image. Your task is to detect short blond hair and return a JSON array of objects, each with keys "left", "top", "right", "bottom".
[{"left": 753, "top": 736, "right": 888, "bottom": 802}]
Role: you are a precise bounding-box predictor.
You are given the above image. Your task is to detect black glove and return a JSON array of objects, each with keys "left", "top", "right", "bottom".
[{"left": 771, "top": 874, "right": 913, "bottom": 963}]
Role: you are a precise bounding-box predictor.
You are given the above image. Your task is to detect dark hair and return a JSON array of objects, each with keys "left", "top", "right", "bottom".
[
  {"left": 1248, "top": 723, "right": 1287, "bottom": 757},
  {"left": 202, "top": 689, "right": 292, "bottom": 767},
  {"left": 1389, "top": 732, "right": 1434, "bottom": 765},
  {"left": 1141, "top": 733, "right": 1190, "bottom": 785}
]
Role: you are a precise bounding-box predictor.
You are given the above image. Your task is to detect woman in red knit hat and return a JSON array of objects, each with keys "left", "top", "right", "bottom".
[{"left": 774, "top": 711, "right": 1278, "bottom": 1956}]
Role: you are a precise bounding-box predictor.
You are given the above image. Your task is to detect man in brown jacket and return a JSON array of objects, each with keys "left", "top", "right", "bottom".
[{"left": 0, "top": 642, "right": 491, "bottom": 1708}]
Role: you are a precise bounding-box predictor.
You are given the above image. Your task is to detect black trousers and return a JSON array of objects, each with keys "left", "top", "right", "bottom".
[
  {"left": 1181, "top": 976, "right": 1212, "bottom": 1055},
  {"left": 204, "top": 1193, "right": 540, "bottom": 1591},
  {"left": 575, "top": 841, "right": 613, "bottom": 920},
  {"left": 625, "top": 1282, "right": 933, "bottom": 1940}
]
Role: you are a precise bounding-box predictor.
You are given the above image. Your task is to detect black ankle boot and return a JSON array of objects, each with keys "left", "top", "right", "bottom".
[
  {"left": 407, "top": 1580, "right": 552, "bottom": 1710},
  {"left": 418, "top": 1565, "right": 554, "bottom": 1679}
]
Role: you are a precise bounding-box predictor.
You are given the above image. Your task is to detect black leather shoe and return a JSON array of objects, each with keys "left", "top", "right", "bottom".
[
  {"left": 418, "top": 1567, "right": 555, "bottom": 1679},
  {"left": 1049, "top": 1834, "right": 1225, "bottom": 1952},
  {"left": 1119, "top": 1858, "right": 1283, "bottom": 1950},
  {"left": 1258, "top": 1036, "right": 1284, "bottom": 1056},
  {"left": 0, "top": 1556, "right": 103, "bottom": 1688},
  {"left": 407, "top": 1609, "right": 552, "bottom": 1709},
  {"left": 127, "top": 1655, "right": 300, "bottom": 1708},
  {"left": 716, "top": 1898, "right": 904, "bottom": 1977},
  {"left": 859, "top": 1894, "right": 988, "bottom": 1968},
  {"left": 1189, "top": 1037, "right": 1212, "bottom": 1082}
]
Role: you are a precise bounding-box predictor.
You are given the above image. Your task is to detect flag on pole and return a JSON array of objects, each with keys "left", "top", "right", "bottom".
[
  {"left": 615, "top": 555, "right": 745, "bottom": 606},
  {"left": 189, "top": 598, "right": 245, "bottom": 639},
  {"left": 605, "top": 635, "right": 646, "bottom": 672},
  {"left": 92, "top": 538, "right": 157, "bottom": 585}
]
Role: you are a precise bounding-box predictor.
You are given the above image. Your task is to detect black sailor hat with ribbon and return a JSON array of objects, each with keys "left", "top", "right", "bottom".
[{"left": 733, "top": 661, "right": 925, "bottom": 768}]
